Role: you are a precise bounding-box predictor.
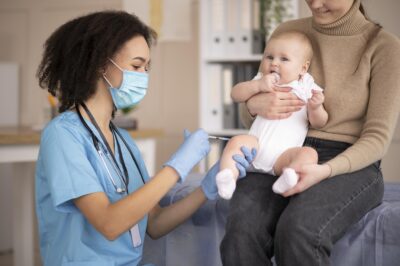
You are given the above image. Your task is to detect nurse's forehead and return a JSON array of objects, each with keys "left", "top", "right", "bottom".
[{"left": 118, "top": 36, "right": 150, "bottom": 62}]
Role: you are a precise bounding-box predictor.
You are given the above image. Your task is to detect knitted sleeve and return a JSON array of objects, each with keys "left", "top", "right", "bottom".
[{"left": 326, "top": 31, "right": 400, "bottom": 176}]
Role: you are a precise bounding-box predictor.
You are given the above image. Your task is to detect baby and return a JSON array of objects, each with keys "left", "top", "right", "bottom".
[{"left": 216, "top": 31, "right": 329, "bottom": 199}]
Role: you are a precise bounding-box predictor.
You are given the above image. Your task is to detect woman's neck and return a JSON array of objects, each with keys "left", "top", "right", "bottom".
[
  {"left": 82, "top": 82, "right": 114, "bottom": 132},
  {"left": 312, "top": 0, "right": 368, "bottom": 36}
]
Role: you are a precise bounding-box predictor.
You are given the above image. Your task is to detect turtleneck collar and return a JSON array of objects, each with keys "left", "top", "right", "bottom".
[{"left": 312, "top": 0, "right": 369, "bottom": 36}]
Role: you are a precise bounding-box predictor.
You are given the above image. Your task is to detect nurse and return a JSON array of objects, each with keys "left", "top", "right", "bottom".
[{"left": 35, "top": 11, "right": 256, "bottom": 266}]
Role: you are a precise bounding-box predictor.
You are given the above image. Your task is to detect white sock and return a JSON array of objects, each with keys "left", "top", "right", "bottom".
[
  {"left": 272, "top": 168, "right": 299, "bottom": 194},
  {"left": 216, "top": 168, "right": 236, "bottom": 200}
]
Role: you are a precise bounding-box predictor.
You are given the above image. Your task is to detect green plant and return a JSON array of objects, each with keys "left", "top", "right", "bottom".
[
  {"left": 121, "top": 105, "right": 138, "bottom": 115},
  {"left": 260, "top": 0, "right": 294, "bottom": 39}
]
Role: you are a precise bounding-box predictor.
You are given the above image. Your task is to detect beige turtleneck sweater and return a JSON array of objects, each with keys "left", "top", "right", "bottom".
[{"left": 240, "top": 0, "right": 400, "bottom": 177}]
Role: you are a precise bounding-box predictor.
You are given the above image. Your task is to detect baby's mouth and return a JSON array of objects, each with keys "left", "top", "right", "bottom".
[{"left": 270, "top": 71, "right": 281, "bottom": 82}]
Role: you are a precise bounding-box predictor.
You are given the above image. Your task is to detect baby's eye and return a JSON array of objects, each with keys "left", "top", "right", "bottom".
[
  {"left": 281, "top": 57, "right": 289, "bottom": 62},
  {"left": 266, "top": 55, "right": 274, "bottom": 60}
]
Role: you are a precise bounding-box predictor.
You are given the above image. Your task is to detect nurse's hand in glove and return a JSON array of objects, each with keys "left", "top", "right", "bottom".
[
  {"left": 201, "top": 146, "right": 257, "bottom": 200},
  {"left": 164, "top": 129, "right": 210, "bottom": 182}
]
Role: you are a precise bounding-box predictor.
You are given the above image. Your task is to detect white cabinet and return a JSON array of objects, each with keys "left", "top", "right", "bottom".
[
  {"left": 135, "top": 138, "right": 156, "bottom": 176},
  {"left": 198, "top": 0, "right": 299, "bottom": 137},
  {"left": 198, "top": 0, "right": 299, "bottom": 169}
]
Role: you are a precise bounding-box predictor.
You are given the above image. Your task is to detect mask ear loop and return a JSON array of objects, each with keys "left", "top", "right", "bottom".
[
  {"left": 103, "top": 58, "right": 124, "bottom": 88},
  {"left": 108, "top": 58, "right": 123, "bottom": 71},
  {"left": 102, "top": 73, "right": 114, "bottom": 88}
]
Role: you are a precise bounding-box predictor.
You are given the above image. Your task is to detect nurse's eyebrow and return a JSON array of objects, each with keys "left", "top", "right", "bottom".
[
  {"left": 131, "top": 56, "right": 151, "bottom": 67},
  {"left": 131, "top": 56, "right": 147, "bottom": 62}
]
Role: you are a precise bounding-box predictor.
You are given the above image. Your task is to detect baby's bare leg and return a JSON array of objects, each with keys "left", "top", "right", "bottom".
[
  {"left": 272, "top": 147, "right": 318, "bottom": 194},
  {"left": 217, "top": 135, "right": 259, "bottom": 199}
]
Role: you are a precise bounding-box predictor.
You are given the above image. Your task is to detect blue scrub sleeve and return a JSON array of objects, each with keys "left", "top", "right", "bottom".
[{"left": 40, "top": 123, "right": 104, "bottom": 213}]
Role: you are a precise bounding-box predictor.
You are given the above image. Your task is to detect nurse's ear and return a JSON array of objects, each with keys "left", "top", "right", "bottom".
[{"left": 98, "top": 65, "right": 107, "bottom": 75}]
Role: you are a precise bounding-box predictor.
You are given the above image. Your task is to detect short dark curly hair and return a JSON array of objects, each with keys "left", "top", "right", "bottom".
[{"left": 37, "top": 11, "right": 157, "bottom": 113}]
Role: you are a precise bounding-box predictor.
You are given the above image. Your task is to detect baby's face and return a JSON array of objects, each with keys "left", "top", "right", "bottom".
[{"left": 260, "top": 37, "right": 309, "bottom": 84}]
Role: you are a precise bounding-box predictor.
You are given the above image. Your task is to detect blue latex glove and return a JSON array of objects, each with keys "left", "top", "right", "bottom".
[
  {"left": 164, "top": 129, "right": 210, "bottom": 182},
  {"left": 201, "top": 146, "right": 257, "bottom": 200}
]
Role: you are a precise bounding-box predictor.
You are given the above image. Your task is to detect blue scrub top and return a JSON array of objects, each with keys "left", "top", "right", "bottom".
[{"left": 35, "top": 111, "right": 152, "bottom": 266}]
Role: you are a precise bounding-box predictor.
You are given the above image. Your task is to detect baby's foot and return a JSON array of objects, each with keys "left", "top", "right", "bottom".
[
  {"left": 216, "top": 169, "right": 236, "bottom": 200},
  {"left": 272, "top": 168, "right": 299, "bottom": 194}
]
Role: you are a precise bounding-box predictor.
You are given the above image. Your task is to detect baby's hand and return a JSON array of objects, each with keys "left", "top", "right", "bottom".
[
  {"left": 258, "top": 73, "right": 280, "bottom": 93},
  {"left": 308, "top": 89, "right": 324, "bottom": 110}
]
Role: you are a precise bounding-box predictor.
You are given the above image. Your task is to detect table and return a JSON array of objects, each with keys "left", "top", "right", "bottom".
[{"left": 0, "top": 127, "right": 162, "bottom": 266}]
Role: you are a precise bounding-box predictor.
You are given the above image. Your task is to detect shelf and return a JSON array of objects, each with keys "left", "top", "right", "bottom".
[
  {"left": 204, "top": 54, "right": 263, "bottom": 63},
  {"left": 207, "top": 129, "right": 249, "bottom": 137}
]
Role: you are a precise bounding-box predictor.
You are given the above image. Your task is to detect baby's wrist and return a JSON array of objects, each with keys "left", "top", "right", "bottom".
[
  {"left": 322, "top": 164, "right": 332, "bottom": 178},
  {"left": 256, "top": 79, "right": 266, "bottom": 93},
  {"left": 309, "top": 103, "right": 322, "bottom": 110}
]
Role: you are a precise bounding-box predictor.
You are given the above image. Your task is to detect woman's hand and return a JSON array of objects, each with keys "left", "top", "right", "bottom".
[
  {"left": 246, "top": 87, "right": 305, "bottom": 119},
  {"left": 282, "top": 164, "right": 331, "bottom": 197}
]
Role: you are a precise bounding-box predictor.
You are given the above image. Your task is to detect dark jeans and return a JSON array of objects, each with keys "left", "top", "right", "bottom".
[{"left": 220, "top": 137, "right": 384, "bottom": 266}]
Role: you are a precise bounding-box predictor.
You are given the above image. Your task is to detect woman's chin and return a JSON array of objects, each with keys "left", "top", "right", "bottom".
[{"left": 312, "top": 13, "right": 337, "bottom": 25}]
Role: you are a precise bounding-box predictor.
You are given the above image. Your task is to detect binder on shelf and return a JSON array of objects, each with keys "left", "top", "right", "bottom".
[
  {"left": 236, "top": 0, "right": 253, "bottom": 55},
  {"left": 225, "top": 0, "right": 239, "bottom": 55},
  {"left": 244, "top": 62, "right": 259, "bottom": 81},
  {"left": 206, "top": 64, "right": 223, "bottom": 131},
  {"left": 251, "top": 0, "right": 266, "bottom": 54},
  {"left": 233, "top": 62, "right": 261, "bottom": 129},
  {"left": 233, "top": 64, "right": 246, "bottom": 129},
  {"left": 252, "top": 30, "right": 265, "bottom": 54},
  {"left": 222, "top": 64, "right": 235, "bottom": 129},
  {"left": 208, "top": 0, "right": 226, "bottom": 56}
]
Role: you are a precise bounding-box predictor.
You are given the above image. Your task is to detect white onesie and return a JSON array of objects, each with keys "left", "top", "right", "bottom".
[{"left": 249, "top": 72, "right": 323, "bottom": 175}]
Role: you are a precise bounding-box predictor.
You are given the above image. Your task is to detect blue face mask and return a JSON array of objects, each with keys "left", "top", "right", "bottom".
[{"left": 103, "top": 59, "right": 149, "bottom": 109}]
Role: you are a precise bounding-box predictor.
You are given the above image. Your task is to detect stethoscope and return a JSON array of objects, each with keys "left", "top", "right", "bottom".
[{"left": 76, "top": 103, "right": 146, "bottom": 194}]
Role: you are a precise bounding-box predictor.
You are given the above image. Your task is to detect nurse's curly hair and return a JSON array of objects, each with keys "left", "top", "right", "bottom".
[{"left": 37, "top": 11, "right": 157, "bottom": 113}]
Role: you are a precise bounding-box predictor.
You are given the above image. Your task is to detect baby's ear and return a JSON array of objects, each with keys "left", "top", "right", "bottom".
[{"left": 301, "top": 60, "right": 310, "bottom": 75}]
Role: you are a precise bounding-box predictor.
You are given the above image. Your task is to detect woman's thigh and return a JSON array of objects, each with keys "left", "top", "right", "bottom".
[
  {"left": 276, "top": 162, "right": 384, "bottom": 255},
  {"left": 221, "top": 172, "right": 289, "bottom": 263},
  {"left": 224, "top": 172, "right": 288, "bottom": 241}
]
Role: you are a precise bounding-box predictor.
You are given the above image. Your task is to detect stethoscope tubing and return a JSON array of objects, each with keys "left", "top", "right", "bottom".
[
  {"left": 97, "top": 148, "right": 124, "bottom": 192},
  {"left": 76, "top": 104, "right": 145, "bottom": 194}
]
